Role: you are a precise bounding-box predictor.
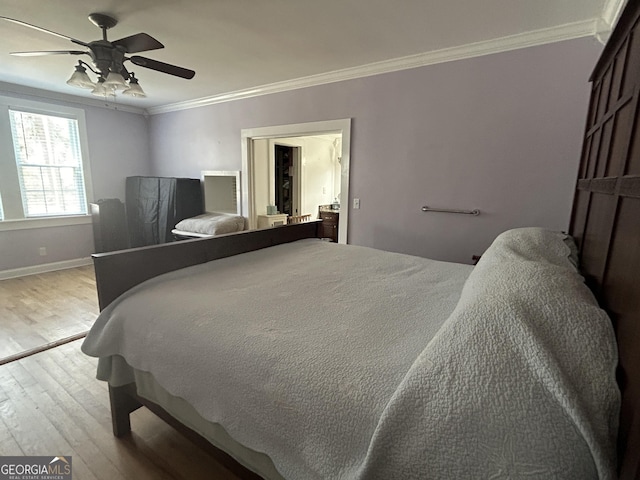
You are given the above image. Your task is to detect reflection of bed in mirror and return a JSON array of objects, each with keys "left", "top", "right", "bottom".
[{"left": 171, "top": 170, "right": 247, "bottom": 239}]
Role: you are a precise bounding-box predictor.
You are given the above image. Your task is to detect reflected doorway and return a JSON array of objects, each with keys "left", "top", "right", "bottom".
[
  {"left": 274, "top": 144, "right": 296, "bottom": 216},
  {"left": 241, "top": 119, "right": 351, "bottom": 244}
]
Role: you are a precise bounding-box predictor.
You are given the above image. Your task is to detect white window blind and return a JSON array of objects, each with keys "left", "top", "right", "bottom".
[{"left": 9, "top": 109, "right": 87, "bottom": 217}]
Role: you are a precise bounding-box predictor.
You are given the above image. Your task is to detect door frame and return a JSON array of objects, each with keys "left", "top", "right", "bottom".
[{"left": 241, "top": 118, "right": 351, "bottom": 244}]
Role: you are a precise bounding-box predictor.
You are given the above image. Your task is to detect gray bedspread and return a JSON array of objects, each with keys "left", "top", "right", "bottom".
[
  {"left": 83, "top": 239, "right": 471, "bottom": 478},
  {"left": 82, "top": 230, "right": 619, "bottom": 479}
]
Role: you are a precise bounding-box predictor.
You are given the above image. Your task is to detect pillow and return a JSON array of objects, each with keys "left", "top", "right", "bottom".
[
  {"left": 175, "top": 213, "right": 245, "bottom": 235},
  {"left": 478, "top": 227, "right": 580, "bottom": 270}
]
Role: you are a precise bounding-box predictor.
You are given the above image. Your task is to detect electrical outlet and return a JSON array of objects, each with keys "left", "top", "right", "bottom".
[
  {"left": 353, "top": 198, "right": 360, "bottom": 209},
  {"left": 39, "top": 247, "right": 47, "bottom": 256}
]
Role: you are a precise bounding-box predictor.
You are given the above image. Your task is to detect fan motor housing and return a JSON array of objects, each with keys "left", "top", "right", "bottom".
[{"left": 88, "top": 40, "right": 126, "bottom": 77}]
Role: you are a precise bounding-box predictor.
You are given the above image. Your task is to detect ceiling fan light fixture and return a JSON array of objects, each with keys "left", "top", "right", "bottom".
[
  {"left": 122, "top": 74, "right": 146, "bottom": 98},
  {"left": 104, "top": 71, "right": 127, "bottom": 90},
  {"left": 91, "top": 77, "right": 116, "bottom": 97},
  {"left": 6, "top": 13, "right": 195, "bottom": 101},
  {"left": 66, "top": 63, "right": 95, "bottom": 89}
]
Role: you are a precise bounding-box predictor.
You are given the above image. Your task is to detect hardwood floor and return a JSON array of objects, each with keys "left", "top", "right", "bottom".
[
  {"left": 0, "top": 340, "right": 244, "bottom": 479},
  {"left": 0, "top": 266, "right": 249, "bottom": 479},
  {"left": 0, "top": 266, "right": 98, "bottom": 360}
]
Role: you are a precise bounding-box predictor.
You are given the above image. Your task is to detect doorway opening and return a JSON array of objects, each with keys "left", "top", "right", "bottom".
[
  {"left": 274, "top": 144, "right": 296, "bottom": 216},
  {"left": 241, "top": 119, "right": 351, "bottom": 244}
]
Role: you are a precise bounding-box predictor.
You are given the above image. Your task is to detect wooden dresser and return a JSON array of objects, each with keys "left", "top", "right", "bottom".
[{"left": 318, "top": 206, "right": 339, "bottom": 242}]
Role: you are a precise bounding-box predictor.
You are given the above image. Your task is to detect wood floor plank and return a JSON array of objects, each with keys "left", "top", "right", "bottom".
[
  {"left": 0, "top": 368, "right": 103, "bottom": 480},
  {"left": 0, "top": 267, "right": 254, "bottom": 479},
  {"left": 0, "top": 266, "right": 98, "bottom": 359},
  {"left": 0, "top": 341, "right": 252, "bottom": 479},
  {"left": 7, "top": 359, "right": 125, "bottom": 480},
  {"left": 0, "top": 400, "right": 25, "bottom": 456},
  {"left": 0, "top": 435, "right": 25, "bottom": 456},
  {"left": 18, "top": 357, "right": 172, "bottom": 480},
  {"left": 0, "top": 364, "right": 100, "bottom": 480}
]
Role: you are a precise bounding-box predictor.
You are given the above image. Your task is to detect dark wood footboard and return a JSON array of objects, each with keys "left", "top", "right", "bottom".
[{"left": 92, "top": 221, "right": 322, "bottom": 310}]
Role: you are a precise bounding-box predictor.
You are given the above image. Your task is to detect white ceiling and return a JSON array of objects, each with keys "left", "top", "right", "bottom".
[{"left": 0, "top": 0, "right": 623, "bottom": 111}]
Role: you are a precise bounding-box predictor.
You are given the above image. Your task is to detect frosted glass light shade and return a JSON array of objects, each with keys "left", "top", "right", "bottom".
[
  {"left": 122, "top": 81, "right": 146, "bottom": 98},
  {"left": 91, "top": 79, "right": 116, "bottom": 97},
  {"left": 66, "top": 65, "right": 95, "bottom": 89},
  {"left": 104, "top": 71, "right": 127, "bottom": 90}
]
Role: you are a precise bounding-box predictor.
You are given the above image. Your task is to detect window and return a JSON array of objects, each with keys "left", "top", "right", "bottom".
[
  {"left": 9, "top": 110, "right": 87, "bottom": 217},
  {"left": 0, "top": 96, "right": 93, "bottom": 227}
]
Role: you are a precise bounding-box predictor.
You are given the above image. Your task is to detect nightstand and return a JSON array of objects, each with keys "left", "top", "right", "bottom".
[{"left": 257, "top": 214, "right": 288, "bottom": 229}]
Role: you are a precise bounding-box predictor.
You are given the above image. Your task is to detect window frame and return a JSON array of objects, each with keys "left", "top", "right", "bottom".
[{"left": 0, "top": 96, "right": 94, "bottom": 231}]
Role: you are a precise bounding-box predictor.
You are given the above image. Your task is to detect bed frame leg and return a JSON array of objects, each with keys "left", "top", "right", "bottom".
[{"left": 109, "top": 384, "right": 143, "bottom": 437}]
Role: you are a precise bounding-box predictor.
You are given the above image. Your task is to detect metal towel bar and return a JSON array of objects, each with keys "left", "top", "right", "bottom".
[{"left": 421, "top": 205, "right": 480, "bottom": 216}]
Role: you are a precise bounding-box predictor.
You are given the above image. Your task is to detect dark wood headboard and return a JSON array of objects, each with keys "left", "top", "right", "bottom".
[{"left": 569, "top": 1, "right": 640, "bottom": 477}]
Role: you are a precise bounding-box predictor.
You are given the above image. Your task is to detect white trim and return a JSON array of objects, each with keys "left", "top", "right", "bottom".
[
  {"left": 241, "top": 119, "right": 351, "bottom": 244},
  {"left": 0, "top": 257, "right": 92, "bottom": 280},
  {"left": 596, "top": 0, "right": 627, "bottom": 44},
  {"left": 149, "top": 19, "right": 596, "bottom": 115},
  {"left": 0, "top": 214, "right": 92, "bottom": 232},
  {"left": 0, "top": 95, "right": 95, "bottom": 222},
  {"left": 601, "top": 0, "right": 627, "bottom": 28}
]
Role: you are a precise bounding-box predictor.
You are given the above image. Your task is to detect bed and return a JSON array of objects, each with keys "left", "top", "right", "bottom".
[
  {"left": 172, "top": 170, "right": 247, "bottom": 240},
  {"left": 83, "top": 1, "right": 640, "bottom": 478},
  {"left": 83, "top": 227, "right": 618, "bottom": 478},
  {"left": 171, "top": 212, "right": 246, "bottom": 239}
]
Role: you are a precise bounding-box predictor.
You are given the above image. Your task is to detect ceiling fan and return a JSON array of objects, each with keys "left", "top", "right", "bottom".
[{"left": 1, "top": 13, "right": 195, "bottom": 98}]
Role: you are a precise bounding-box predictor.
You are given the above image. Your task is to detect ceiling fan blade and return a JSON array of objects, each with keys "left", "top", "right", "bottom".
[
  {"left": 129, "top": 56, "right": 195, "bottom": 79},
  {"left": 10, "top": 50, "right": 87, "bottom": 57},
  {"left": 112, "top": 33, "right": 164, "bottom": 53},
  {"left": 0, "top": 16, "right": 88, "bottom": 47}
]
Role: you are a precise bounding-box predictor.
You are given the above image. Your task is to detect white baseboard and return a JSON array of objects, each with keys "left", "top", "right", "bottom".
[{"left": 0, "top": 257, "right": 92, "bottom": 280}]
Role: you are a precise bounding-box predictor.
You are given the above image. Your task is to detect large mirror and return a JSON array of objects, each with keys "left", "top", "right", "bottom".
[{"left": 241, "top": 119, "right": 351, "bottom": 244}]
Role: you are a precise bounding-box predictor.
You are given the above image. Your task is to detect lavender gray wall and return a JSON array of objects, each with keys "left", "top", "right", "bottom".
[
  {"left": 0, "top": 224, "right": 94, "bottom": 272},
  {"left": 149, "top": 37, "right": 602, "bottom": 263},
  {"left": 84, "top": 106, "right": 152, "bottom": 201},
  {"left": 0, "top": 86, "right": 152, "bottom": 272}
]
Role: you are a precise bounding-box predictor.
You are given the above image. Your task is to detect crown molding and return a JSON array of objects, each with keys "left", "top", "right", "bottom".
[
  {"left": 601, "top": 0, "right": 627, "bottom": 27},
  {"left": 148, "top": 19, "right": 597, "bottom": 115},
  {"left": 596, "top": 0, "right": 627, "bottom": 44},
  {"left": 0, "top": 81, "right": 146, "bottom": 115}
]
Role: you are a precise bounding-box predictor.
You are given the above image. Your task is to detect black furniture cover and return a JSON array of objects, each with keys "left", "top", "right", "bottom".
[
  {"left": 90, "top": 198, "right": 129, "bottom": 253},
  {"left": 126, "top": 176, "right": 203, "bottom": 247}
]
